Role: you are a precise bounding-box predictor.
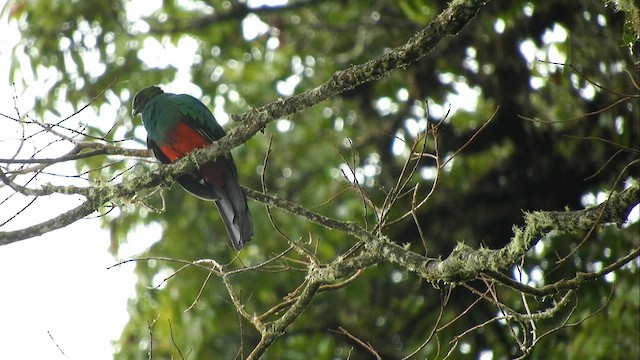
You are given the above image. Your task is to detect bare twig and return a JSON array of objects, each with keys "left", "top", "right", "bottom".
[{"left": 332, "top": 326, "right": 383, "bottom": 360}]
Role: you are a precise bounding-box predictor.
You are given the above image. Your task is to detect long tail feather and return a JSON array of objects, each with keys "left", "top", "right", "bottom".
[{"left": 215, "top": 194, "right": 253, "bottom": 250}]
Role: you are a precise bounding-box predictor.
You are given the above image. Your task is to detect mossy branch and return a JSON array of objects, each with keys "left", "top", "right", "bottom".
[{"left": 409, "top": 183, "right": 639, "bottom": 284}]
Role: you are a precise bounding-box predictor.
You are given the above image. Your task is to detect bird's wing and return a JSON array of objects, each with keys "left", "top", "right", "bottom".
[
  {"left": 174, "top": 94, "right": 227, "bottom": 143},
  {"left": 171, "top": 93, "right": 242, "bottom": 186}
]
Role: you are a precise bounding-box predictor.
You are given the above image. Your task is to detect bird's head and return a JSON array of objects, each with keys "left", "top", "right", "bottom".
[{"left": 132, "top": 85, "right": 164, "bottom": 117}]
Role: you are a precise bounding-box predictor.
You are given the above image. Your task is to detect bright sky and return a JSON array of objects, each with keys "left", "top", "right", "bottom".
[
  {"left": 0, "top": 2, "right": 134, "bottom": 359},
  {"left": 0, "top": 223, "right": 135, "bottom": 359}
]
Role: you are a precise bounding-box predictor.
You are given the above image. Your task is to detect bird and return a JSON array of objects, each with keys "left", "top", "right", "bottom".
[{"left": 131, "top": 85, "right": 253, "bottom": 250}]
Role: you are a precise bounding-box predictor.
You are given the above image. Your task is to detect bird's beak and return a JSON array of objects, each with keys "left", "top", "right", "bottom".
[{"left": 132, "top": 108, "right": 139, "bottom": 117}]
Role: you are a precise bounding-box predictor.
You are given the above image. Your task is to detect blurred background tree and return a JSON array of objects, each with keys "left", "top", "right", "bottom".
[{"left": 4, "top": 0, "right": 639, "bottom": 359}]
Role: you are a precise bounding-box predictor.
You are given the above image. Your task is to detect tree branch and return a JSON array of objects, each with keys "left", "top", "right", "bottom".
[
  {"left": 247, "top": 279, "right": 321, "bottom": 360},
  {"left": 421, "top": 183, "right": 640, "bottom": 282},
  {"left": 249, "top": 174, "right": 639, "bottom": 294},
  {"left": 0, "top": 201, "right": 96, "bottom": 245},
  {"left": 487, "top": 246, "right": 640, "bottom": 297}
]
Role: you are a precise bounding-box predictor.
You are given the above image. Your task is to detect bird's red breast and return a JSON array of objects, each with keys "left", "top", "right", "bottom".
[
  {"left": 159, "top": 120, "right": 209, "bottom": 160},
  {"left": 159, "top": 120, "right": 225, "bottom": 188}
]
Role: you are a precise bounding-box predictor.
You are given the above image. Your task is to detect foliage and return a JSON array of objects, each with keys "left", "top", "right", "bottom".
[{"left": 2, "top": 0, "right": 639, "bottom": 359}]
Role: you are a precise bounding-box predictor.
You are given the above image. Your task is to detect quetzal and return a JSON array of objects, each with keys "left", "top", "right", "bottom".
[{"left": 132, "top": 85, "right": 253, "bottom": 250}]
